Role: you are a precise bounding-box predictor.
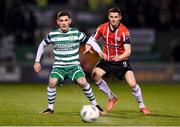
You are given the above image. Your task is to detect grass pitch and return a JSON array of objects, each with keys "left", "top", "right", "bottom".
[{"left": 0, "top": 82, "right": 180, "bottom": 126}]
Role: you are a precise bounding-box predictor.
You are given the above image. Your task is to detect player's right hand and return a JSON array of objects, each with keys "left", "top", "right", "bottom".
[
  {"left": 83, "top": 49, "right": 93, "bottom": 55},
  {"left": 83, "top": 44, "right": 93, "bottom": 55},
  {"left": 34, "top": 62, "right": 41, "bottom": 73}
]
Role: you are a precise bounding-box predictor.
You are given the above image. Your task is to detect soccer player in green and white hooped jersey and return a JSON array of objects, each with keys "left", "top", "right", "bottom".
[{"left": 34, "top": 10, "right": 106, "bottom": 115}]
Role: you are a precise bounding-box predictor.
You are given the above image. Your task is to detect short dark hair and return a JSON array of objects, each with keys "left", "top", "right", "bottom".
[
  {"left": 108, "top": 7, "right": 121, "bottom": 15},
  {"left": 57, "top": 10, "right": 71, "bottom": 19}
]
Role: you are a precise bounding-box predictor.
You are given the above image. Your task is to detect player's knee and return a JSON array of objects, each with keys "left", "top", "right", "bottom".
[
  {"left": 129, "top": 81, "right": 137, "bottom": 88},
  {"left": 81, "top": 81, "right": 88, "bottom": 87},
  {"left": 79, "top": 78, "right": 88, "bottom": 87},
  {"left": 92, "top": 72, "right": 101, "bottom": 82},
  {"left": 49, "top": 79, "right": 57, "bottom": 88}
]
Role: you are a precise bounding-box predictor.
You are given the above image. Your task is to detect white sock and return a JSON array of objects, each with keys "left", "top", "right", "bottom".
[
  {"left": 47, "top": 87, "right": 56, "bottom": 110},
  {"left": 96, "top": 79, "right": 115, "bottom": 99},
  {"left": 132, "top": 84, "right": 145, "bottom": 108}
]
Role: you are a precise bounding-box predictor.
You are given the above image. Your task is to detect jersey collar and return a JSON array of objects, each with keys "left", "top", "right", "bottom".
[{"left": 109, "top": 22, "right": 120, "bottom": 32}]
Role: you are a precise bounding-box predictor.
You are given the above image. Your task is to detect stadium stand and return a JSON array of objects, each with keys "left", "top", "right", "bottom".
[{"left": 0, "top": 0, "right": 180, "bottom": 83}]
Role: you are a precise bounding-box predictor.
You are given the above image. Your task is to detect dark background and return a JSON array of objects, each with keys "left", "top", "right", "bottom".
[{"left": 0, "top": 0, "right": 180, "bottom": 83}]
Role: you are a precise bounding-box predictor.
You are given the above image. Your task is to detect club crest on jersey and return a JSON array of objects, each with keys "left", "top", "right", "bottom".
[
  {"left": 115, "top": 37, "right": 121, "bottom": 42},
  {"left": 69, "top": 35, "right": 75, "bottom": 41}
]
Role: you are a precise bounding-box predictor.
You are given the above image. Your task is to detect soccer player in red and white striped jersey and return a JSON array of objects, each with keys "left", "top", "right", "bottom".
[
  {"left": 84, "top": 7, "right": 150, "bottom": 115},
  {"left": 92, "top": 18, "right": 130, "bottom": 61}
]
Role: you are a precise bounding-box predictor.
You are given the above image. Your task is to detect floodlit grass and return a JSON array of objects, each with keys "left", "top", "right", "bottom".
[{"left": 0, "top": 82, "right": 180, "bottom": 126}]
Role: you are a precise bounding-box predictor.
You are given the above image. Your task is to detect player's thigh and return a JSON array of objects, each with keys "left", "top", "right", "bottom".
[
  {"left": 49, "top": 67, "right": 65, "bottom": 87},
  {"left": 112, "top": 60, "right": 133, "bottom": 80},
  {"left": 125, "top": 70, "right": 137, "bottom": 87},
  {"left": 92, "top": 60, "right": 108, "bottom": 80}
]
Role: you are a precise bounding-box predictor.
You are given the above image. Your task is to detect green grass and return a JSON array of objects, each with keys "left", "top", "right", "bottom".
[{"left": 0, "top": 82, "right": 180, "bottom": 126}]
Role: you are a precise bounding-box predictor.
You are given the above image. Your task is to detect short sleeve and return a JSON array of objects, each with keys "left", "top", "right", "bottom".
[
  {"left": 124, "top": 31, "right": 131, "bottom": 44},
  {"left": 91, "top": 25, "right": 103, "bottom": 41}
]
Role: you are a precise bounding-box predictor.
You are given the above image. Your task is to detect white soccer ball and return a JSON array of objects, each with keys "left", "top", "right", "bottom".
[{"left": 80, "top": 105, "right": 100, "bottom": 122}]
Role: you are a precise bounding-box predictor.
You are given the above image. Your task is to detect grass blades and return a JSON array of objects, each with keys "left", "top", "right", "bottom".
[{"left": 0, "top": 83, "right": 180, "bottom": 126}]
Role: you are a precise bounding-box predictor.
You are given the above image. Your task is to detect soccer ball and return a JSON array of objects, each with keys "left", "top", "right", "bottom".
[{"left": 80, "top": 105, "right": 100, "bottom": 122}]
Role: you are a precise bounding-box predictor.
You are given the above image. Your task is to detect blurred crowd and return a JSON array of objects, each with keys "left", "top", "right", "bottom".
[
  {"left": 0, "top": 0, "right": 180, "bottom": 62},
  {"left": 116, "top": 0, "right": 180, "bottom": 30},
  {"left": 0, "top": 0, "right": 180, "bottom": 43}
]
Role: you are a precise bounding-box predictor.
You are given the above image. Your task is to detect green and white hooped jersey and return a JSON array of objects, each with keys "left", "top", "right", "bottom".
[{"left": 44, "top": 28, "right": 88, "bottom": 68}]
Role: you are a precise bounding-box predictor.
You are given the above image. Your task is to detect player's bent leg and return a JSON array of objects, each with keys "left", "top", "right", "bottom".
[
  {"left": 93, "top": 68, "right": 118, "bottom": 112},
  {"left": 125, "top": 71, "right": 137, "bottom": 88},
  {"left": 125, "top": 71, "right": 151, "bottom": 115},
  {"left": 76, "top": 77, "right": 107, "bottom": 115},
  {"left": 92, "top": 67, "right": 105, "bottom": 82},
  {"left": 40, "top": 78, "right": 58, "bottom": 115},
  {"left": 76, "top": 77, "right": 97, "bottom": 105}
]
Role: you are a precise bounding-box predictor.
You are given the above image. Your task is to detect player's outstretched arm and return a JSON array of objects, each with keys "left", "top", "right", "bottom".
[
  {"left": 86, "top": 37, "right": 107, "bottom": 60},
  {"left": 85, "top": 37, "right": 108, "bottom": 60},
  {"left": 34, "top": 40, "right": 48, "bottom": 73}
]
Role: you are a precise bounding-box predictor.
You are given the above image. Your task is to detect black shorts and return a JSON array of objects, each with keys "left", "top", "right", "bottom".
[{"left": 95, "top": 59, "right": 133, "bottom": 80}]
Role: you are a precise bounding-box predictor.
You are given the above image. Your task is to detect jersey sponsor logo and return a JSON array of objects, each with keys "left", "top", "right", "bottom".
[{"left": 53, "top": 43, "right": 79, "bottom": 51}]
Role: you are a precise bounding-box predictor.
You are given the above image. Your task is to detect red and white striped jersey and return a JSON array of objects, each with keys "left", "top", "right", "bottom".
[{"left": 92, "top": 22, "right": 131, "bottom": 61}]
